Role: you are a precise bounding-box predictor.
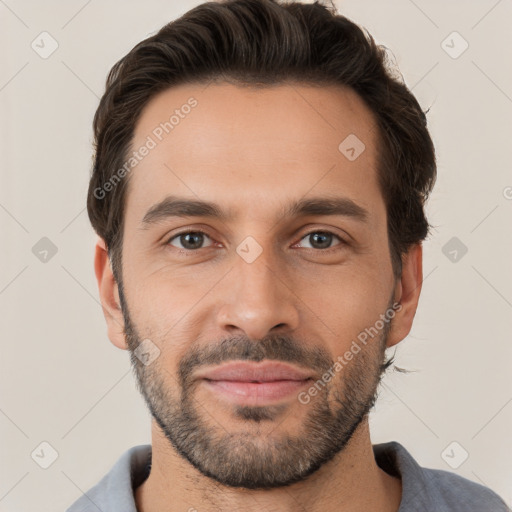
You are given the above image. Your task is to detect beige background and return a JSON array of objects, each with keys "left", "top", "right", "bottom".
[{"left": 0, "top": 0, "right": 511, "bottom": 510}]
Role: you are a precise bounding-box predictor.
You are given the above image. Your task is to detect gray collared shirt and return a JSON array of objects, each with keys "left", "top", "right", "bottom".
[{"left": 65, "top": 441, "right": 510, "bottom": 511}]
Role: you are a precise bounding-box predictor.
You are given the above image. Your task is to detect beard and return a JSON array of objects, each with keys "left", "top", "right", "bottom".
[{"left": 119, "top": 285, "right": 395, "bottom": 490}]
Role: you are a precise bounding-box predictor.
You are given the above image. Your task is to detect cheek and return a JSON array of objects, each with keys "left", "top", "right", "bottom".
[
  {"left": 299, "top": 264, "right": 392, "bottom": 341},
  {"left": 123, "top": 249, "right": 209, "bottom": 325}
]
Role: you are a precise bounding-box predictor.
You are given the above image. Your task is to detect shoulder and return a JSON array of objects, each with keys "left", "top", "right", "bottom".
[
  {"left": 422, "top": 466, "right": 510, "bottom": 511},
  {"left": 373, "top": 441, "right": 510, "bottom": 512},
  {"left": 65, "top": 444, "right": 152, "bottom": 512}
]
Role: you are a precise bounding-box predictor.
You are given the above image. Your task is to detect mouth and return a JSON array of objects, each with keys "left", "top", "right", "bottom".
[
  {"left": 202, "top": 378, "right": 312, "bottom": 403},
  {"left": 195, "top": 361, "right": 314, "bottom": 405}
]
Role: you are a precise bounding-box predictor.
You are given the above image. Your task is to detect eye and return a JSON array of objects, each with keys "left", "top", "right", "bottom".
[
  {"left": 294, "top": 230, "right": 345, "bottom": 251},
  {"left": 165, "top": 229, "right": 347, "bottom": 254},
  {"left": 166, "top": 230, "right": 214, "bottom": 251}
]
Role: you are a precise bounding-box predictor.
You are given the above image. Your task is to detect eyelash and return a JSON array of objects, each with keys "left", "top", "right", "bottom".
[{"left": 165, "top": 229, "right": 347, "bottom": 255}]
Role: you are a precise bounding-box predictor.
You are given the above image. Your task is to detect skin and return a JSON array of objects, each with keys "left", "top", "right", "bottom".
[{"left": 94, "top": 82, "right": 423, "bottom": 512}]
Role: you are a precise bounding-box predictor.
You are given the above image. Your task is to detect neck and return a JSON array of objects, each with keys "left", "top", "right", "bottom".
[{"left": 135, "top": 418, "right": 402, "bottom": 512}]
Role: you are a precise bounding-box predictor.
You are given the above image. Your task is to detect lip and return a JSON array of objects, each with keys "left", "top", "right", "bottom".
[
  {"left": 194, "top": 361, "right": 314, "bottom": 382},
  {"left": 202, "top": 379, "right": 311, "bottom": 404}
]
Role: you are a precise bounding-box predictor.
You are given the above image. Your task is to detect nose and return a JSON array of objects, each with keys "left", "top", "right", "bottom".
[{"left": 216, "top": 248, "right": 300, "bottom": 341}]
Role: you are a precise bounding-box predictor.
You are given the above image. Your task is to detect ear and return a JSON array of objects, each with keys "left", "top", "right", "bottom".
[
  {"left": 94, "top": 237, "right": 128, "bottom": 350},
  {"left": 386, "top": 243, "right": 423, "bottom": 348}
]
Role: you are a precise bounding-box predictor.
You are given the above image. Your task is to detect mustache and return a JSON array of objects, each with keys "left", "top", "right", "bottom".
[{"left": 177, "top": 334, "right": 334, "bottom": 388}]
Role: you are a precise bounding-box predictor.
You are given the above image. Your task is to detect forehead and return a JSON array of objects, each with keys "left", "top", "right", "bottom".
[{"left": 124, "top": 82, "right": 383, "bottom": 227}]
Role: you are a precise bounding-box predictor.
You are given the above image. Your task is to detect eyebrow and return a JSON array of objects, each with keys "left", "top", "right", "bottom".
[{"left": 139, "top": 194, "right": 369, "bottom": 229}]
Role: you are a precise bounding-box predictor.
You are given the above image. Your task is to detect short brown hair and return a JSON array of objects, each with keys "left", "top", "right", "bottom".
[{"left": 87, "top": 0, "right": 436, "bottom": 284}]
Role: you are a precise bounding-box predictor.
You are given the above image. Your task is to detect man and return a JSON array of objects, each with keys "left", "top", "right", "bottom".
[{"left": 66, "top": 0, "right": 509, "bottom": 510}]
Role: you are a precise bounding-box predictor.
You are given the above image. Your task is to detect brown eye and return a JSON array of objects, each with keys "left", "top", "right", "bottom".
[{"left": 167, "top": 230, "right": 213, "bottom": 251}]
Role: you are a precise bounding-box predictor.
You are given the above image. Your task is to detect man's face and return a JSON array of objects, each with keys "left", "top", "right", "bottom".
[{"left": 114, "top": 82, "right": 402, "bottom": 489}]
